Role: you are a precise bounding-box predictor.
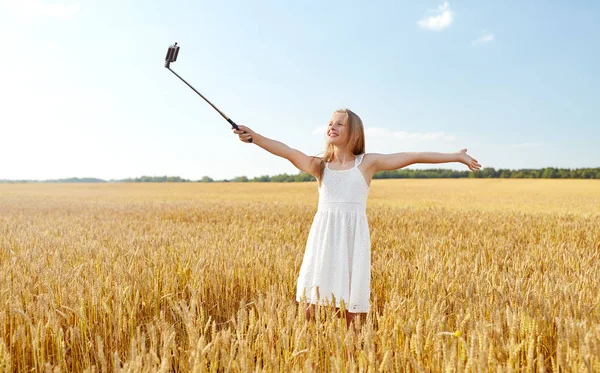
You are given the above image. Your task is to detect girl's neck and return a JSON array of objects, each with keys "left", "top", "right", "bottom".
[{"left": 332, "top": 148, "right": 356, "bottom": 165}]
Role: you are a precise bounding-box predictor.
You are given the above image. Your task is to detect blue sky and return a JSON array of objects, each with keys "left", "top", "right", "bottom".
[{"left": 1, "top": 0, "right": 598, "bottom": 180}]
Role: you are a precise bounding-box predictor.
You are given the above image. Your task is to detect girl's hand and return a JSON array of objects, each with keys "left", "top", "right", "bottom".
[
  {"left": 232, "top": 125, "right": 256, "bottom": 143},
  {"left": 457, "top": 149, "right": 481, "bottom": 171}
]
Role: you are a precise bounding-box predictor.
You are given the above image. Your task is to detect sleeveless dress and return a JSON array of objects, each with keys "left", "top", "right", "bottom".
[{"left": 295, "top": 153, "right": 371, "bottom": 313}]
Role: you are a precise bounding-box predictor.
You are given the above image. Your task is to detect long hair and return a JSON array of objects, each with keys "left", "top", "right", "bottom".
[{"left": 311, "top": 108, "right": 365, "bottom": 188}]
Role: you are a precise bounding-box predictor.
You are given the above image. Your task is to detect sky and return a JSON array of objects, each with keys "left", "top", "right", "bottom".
[{"left": 0, "top": 0, "right": 598, "bottom": 180}]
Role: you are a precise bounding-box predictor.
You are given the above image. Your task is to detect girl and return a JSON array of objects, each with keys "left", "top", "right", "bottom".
[{"left": 232, "top": 109, "right": 481, "bottom": 326}]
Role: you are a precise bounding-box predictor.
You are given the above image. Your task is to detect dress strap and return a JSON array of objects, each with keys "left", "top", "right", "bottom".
[{"left": 354, "top": 153, "right": 365, "bottom": 167}]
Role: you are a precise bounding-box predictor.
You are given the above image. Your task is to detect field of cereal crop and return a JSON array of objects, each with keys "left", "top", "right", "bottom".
[{"left": 1, "top": 179, "right": 599, "bottom": 371}]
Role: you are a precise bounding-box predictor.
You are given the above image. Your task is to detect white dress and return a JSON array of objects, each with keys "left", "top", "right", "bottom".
[{"left": 295, "top": 153, "right": 371, "bottom": 313}]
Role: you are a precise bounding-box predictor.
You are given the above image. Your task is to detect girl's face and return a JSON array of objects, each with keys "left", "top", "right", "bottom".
[{"left": 326, "top": 112, "right": 349, "bottom": 145}]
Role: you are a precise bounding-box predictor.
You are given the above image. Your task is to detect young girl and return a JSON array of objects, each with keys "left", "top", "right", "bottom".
[{"left": 232, "top": 108, "right": 481, "bottom": 326}]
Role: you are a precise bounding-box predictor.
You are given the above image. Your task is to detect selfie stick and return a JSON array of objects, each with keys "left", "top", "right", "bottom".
[{"left": 164, "top": 42, "right": 253, "bottom": 143}]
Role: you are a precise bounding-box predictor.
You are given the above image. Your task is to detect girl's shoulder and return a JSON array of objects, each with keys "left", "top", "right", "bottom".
[
  {"left": 359, "top": 153, "right": 377, "bottom": 169},
  {"left": 310, "top": 156, "right": 324, "bottom": 164}
]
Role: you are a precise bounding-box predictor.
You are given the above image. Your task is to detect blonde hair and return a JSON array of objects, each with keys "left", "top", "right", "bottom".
[{"left": 311, "top": 108, "right": 366, "bottom": 188}]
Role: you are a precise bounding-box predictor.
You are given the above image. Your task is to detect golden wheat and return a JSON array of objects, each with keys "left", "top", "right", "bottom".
[{"left": 1, "top": 180, "right": 599, "bottom": 372}]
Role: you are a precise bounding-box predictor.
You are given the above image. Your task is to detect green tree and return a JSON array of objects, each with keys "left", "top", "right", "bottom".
[
  {"left": 251, "top": 175, "right": 271, "bottom": 182},
  {"left": 542, "top": 168, "right": 557, "bottom": 178}
]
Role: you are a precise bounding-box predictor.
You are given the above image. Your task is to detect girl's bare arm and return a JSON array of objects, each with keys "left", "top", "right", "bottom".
[
  {"left": 233, "top": 125, "right": 320, "bottom": 177},
  {"left": 369, "top": 149, "right": 481, "bottom": 172}
]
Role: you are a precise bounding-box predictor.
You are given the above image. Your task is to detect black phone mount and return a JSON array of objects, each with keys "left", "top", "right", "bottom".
[{"left": 164, "top": 42, "right": 180, "bottom": 68}]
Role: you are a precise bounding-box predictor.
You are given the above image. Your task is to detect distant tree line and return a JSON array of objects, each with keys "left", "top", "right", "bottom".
[
  {"left": 373, "top": 167, "right": 600, "bottom": 180},
  {"left": 0, "top": 177, "right": 107, "bottom": 183},
  {"left": 202, "top": 167, "right": 600, "bottom": 182},
  {"left": 116, "top": 176, "right": 190, "bottom": 183},
  {"left": 1, "top": 167, "right": 598, "bottom": 183},
  {"left": 211, "top": 172, "right": 316, "bottom": 183},
  {"left": 0, "top": 176, "right": 190, "bottom": 183}
]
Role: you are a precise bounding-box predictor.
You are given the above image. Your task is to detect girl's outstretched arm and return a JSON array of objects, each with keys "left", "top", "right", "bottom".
[
  {"left": 232, "top": 125, "right": 320, "bottom": 177},
  {"left": 371, "top": 149, "right": 481, "bottom": 172}
]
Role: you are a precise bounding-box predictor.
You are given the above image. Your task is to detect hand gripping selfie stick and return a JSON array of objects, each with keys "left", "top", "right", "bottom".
[{"left": 164, "top": 42, "right": 253, "bottom": 143}]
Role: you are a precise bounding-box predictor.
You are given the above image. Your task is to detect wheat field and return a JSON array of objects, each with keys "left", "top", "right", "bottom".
[{"left": 1, "top": 179, "right": 599, "bottom": 372}]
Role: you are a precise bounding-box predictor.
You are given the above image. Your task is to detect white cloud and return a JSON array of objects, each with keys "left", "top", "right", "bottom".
[
  {"left": 417, "top": 2, "right": 454, "bottom": 31},
  {"left": 364, "top": 127, "right": 389, "bottom": 137},
  {"left": 312, "top": 125, "right": 327, "bottom": 135},
  {"left": 364, "top": 127, "right": 460, "bottom": 156},
  {"left": 476, "top": 142, "right": 546, "bottom": 149},
  {"left": 6, "top": 0, "right": 80, "bottom": 19},
  {"left": 393, "top": 131, "right": 456, "bottom": 142},
  {"left": 514, "top": 142, "right": 544, "bottom": 148},
  {"left": 366, "top": 127, "right": 456, "bottom": 142},
  {"left": 472, "top": 30, "right": 495, "bottom": 46}
]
